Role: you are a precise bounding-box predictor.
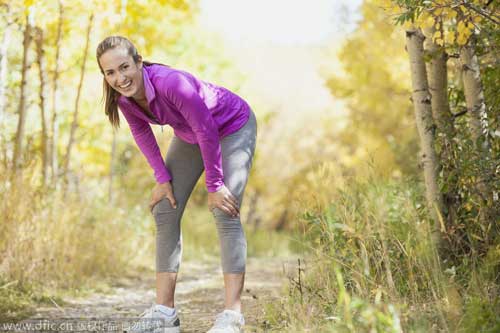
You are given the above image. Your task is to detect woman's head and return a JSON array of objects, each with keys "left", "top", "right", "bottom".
[{"left": 96, "top": 36, "right": 144, "bottom": 128}]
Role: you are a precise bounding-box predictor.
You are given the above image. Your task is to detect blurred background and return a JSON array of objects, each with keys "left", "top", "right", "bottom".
[{"left": 0, "top": 0, "right": 498, "bottom": 331}]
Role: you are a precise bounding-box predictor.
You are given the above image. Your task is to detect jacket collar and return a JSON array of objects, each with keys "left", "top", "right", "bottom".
[{"left": 142, "top": 64, "right": 156, "bottom": 103}]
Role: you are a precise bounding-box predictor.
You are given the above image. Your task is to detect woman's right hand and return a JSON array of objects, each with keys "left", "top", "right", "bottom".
[{"left": 150, "top": 181, "right": 177, "bottom": 212}]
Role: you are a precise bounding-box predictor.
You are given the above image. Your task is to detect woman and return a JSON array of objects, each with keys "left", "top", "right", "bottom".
[{"left": 96, "top": 36, "right": 257, "bottom": 333}]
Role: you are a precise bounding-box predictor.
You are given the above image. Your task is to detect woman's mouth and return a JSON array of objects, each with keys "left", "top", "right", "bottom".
[{"left": 118, "top": 80, "right": 132, "bottom": 89}]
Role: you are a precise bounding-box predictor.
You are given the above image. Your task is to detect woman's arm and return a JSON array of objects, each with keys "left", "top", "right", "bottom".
[
  {"left": 120, "top": 107, "right": 172, "bottom": 184},
  {"left": 159, "top": 72, "right": 224, "bottom": 193}
]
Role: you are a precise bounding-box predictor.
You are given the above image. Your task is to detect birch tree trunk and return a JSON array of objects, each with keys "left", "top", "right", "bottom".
[
  {"left": 406, "top": 26, "right": 444, "bottom": 240},
  {"left": 424, "top": 23, "right": 459, "bottom": 225},
  {"left": 0, "top": 22, "right": 11, "bottom": 124},
  {"left": 50, "top": 0, "right": 63, "bottom": 184},
  {"left": 460, "top": 37, "right": 494, "bottom": 223},
  {"left": 424, "top": 23, "right": 456, "bottom": 138},
  {"left": 34, "top": 27, "right": 49, "bottom": 186},
  {"left": 12, "top": 15, "right": 32, "bottom": 173},
  {"left": 0, "top": 20, "right": 12, "bottom": 169},
  {"left": 63, "top": 13, "right": 93, "bottom": 177},
  {"left": 460, "top": 41, "right": 490, "bottom": 151}
]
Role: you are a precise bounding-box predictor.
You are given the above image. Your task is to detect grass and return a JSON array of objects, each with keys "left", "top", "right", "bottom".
[
  {"left": 0, "top": 170, "right": 292, "bottom": 323},
  {"left": 263, "top": 166, "right": 500, "bottom": 332}
]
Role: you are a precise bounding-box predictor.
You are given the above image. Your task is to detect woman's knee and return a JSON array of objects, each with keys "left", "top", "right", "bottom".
[
  {"left": 211, "top": 207, "right": 242, "bottom": 225},
  {"left": 152, "top": 198, "right": 178, "bottom": 226}
]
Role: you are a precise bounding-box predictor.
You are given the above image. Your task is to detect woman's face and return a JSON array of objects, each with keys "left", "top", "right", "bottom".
[{"left": 99, "top": 46, "right": 144, "bottom": 99}]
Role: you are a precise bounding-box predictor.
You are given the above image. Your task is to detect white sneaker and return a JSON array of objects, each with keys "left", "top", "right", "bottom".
[
  {"left": 207, "top": 309, "right": 245, "bottom": 333},
  {"left": 127, "top": 303, "right": 180, "bottom": 333}
]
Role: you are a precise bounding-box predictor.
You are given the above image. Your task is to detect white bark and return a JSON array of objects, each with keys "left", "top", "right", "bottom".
[
  {"left": 63, "top": 13, "right": 93, "bottom": 176},
  {"left": 50, "top": 0, "right": 63, "bottom": 184},
  {"left": 35, "top": 27, "right": 49, "bottom": 185},
  {"left": 406, "top": 27, "right": 444, "bottom": 237},
  {"left": 12, "top": 16, "right": 31, "bottom": 172}
]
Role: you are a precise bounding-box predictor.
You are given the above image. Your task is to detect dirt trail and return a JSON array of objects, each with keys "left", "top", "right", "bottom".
[{"left": 27, "top": 257, "right": 291, "bottom": 332}]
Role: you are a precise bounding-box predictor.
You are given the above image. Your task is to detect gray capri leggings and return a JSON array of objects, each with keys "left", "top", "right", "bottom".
[{"left": 151, "top": 109, "right": 257, "bottom": 274}]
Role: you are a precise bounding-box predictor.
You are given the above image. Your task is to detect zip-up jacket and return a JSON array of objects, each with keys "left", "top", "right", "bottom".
[{"left": 117, "top": 64, "right": 251, "bottom": 192}]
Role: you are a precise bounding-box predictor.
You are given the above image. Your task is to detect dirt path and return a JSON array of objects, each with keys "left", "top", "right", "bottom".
[{"left": 26, "top": 257, "right": 290, "bottom": 332}]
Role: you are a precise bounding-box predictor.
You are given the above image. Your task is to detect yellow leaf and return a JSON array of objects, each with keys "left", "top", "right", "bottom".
[
  {"left": 403, "top": 21, "right": 413, "bottom": 29},
  {"left": 425, "top": 16, "right": 435, "bottom": 29},
  {"left": 457, "top": 20, "right": 466, "bottom": 33},
  {"left": 445, "top": 31, "right": 456, "bottom": 43}
]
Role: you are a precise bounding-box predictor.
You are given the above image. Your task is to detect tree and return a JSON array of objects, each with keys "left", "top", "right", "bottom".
[
  {"left": 63, "top": 12, "right": 93, "bottom": 179},
  {"left": 34, "top": 26, "right": 49, "bottom": 185},
  {"left": 380, "top": 0, "right": 499, "bottom": 256},
  {"left": 49, "top": 0, "right": 64, "bottom": 184},
  {"left": 406, "top": 26, "right": 444, "bottom": 239},
  {"left": 423, "top": 20, "right": 460, "bottom": 225},
  {"left": 12, "top": 13, "right": 31, "bottom": 174}
]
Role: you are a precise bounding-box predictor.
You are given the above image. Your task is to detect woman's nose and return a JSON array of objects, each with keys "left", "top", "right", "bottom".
[{"left": 117, "top": 72, "right": 126, "bottom": 83}]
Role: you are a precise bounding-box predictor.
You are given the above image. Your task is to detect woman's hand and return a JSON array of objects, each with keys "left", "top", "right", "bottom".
[
  {"left": 208, "top": 185, "right": 239, "bottom": 218},
  {"left": 150, "top": 182, "right": 177, "bottom": 212}
]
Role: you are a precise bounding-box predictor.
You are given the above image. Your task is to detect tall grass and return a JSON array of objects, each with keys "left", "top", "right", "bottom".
[
  {"left": 0, "top": 170, "right": 154, "bottom": 322},
  {"left": 265, "top": 164, "right": 499, "bottom": 332},
  {"left": 0, "top": 168, "right": 291, "bottom": 323}
]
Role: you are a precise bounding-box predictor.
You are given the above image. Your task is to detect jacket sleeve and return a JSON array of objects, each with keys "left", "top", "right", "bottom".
[
  {"left": 119, "top": 106, "right": 172, "bottom": 184},
  {"left": 159, "top": 72, "right": 224, "bottom": 192}
]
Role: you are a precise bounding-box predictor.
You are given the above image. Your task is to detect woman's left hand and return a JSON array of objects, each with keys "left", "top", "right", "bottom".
[{"left": 208, "top": 185, "right": 239, "bottom": 218}]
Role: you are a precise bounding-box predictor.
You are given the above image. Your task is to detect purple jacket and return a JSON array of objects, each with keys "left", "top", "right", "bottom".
[{"left": 117, "top": 64, "right": 250, "bottom": 192}]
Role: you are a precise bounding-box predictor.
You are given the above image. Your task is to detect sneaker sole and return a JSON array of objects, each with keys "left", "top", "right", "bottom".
[{"left": 153, "top": 327, "right": 180, "bottom": 333}]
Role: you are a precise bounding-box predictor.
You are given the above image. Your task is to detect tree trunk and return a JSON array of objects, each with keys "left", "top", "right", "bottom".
[
  {"left": 34, "top": 27, "right": 49, "bottom": 186},
  {"left": 12, "top": 15, "right": 32, "bottom": 173},
  {"left": 424, "top": 23, "right": 459, "bottom": 226},
  {"left": 406, "top": 26, "right": 444, "bottom": 241},
  {"left": 50, "top": 0, "right": 64, "bottom": 184},
  {"left": 424, "top": 23, "right": 456, "bottom": 138},
  {"left": 108, "top": 130, "right": 117, "bottom": 203},
  {"left": 0, "top": 22, "right": 11, "bottom": 125},
  {"left": 0, "top": 19, "right": 12, "bottom": 169},
  {"left": 460, "top": 37, "right": 494, "bottom": 225},
  {"left": 460, "top": 41, "right": 491, "bottom": 152},
  {"left": 63, "top": 13, "right": 93, "bottom": 177}
]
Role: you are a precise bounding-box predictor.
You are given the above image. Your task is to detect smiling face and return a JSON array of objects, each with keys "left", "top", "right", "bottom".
[{"left": 98, "top": 46, "right": 145, "bottom": 99}]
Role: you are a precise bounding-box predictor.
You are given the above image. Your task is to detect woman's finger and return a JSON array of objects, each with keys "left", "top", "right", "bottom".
[
  {"left": 226, "top": 195, "right": 239, "bottom": 209},
  {"left": 221, "top": 202, "right": 238, "bottom": 217},
  {"left": 149, "top": 198, "right": 159, "bottom": 212},
  {"left": 221, "top": 204, "right": 235, "bottom": 217},
  {"left": 165, "top": 193, "right": 177, "bottom": 209},
  {"left": 224, "top": 196, "right": 239, "bottom": 213}
]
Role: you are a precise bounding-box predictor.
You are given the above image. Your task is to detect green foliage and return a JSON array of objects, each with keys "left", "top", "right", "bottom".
[
  {"left": 265, "top": 168, "right": 499, "bottom": 332},
  {"left": 0, "top": 279, "right": 34, "bottom": 324}
]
